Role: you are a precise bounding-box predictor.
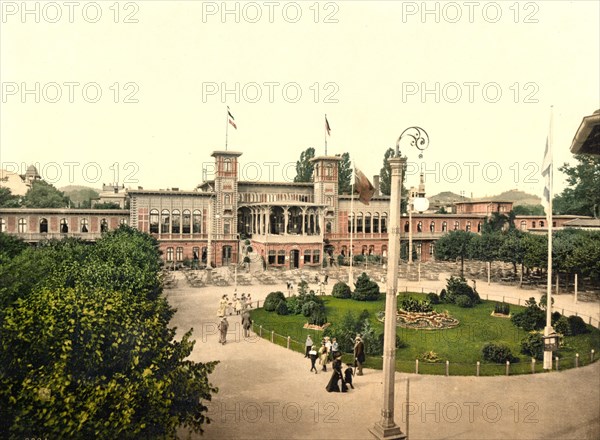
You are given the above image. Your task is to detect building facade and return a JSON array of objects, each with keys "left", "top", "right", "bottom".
[{"left": 0, "top": 150, "right": 591, "bottom": 267}]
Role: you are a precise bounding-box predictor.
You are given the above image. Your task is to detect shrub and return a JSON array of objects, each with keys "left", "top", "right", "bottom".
[
  {"left": 442, "top": 276, "right": 480, "bottom": 305},
  {"left": 275, "top": 300, "right": 289, "bottom": 315},
  {"left": 455, "top": 295, "right": 473, "bottom": 308},
  {"left": 399, "top": 297, "right": 433, "bottom": 313},
  {"left": 351, "top": 273, "right": 380, "bottom": 301},
  {"left": 439, "top": 289, "right": 447, "bottom": 302},
  {"left": 243, "top": 256, "right": 251, "bottom": 264},
  {"left": 511, "top": 298, "right": 545, "bottom": 331},
  {"left": 520, "top": 333, "right": 544, "bottom": 360},
  {"left": 286, "top": 296, "right": 300, "bottom": 315},
  {"left": 264, "top": 291, "right": 286, "bottom": 312},
  {"left": 308, "top": 308, "right": 328, "bottom": 326},
  {"left": 426, "top": 292, "right": 440, "bottom": 304},
  {"left": 494, "top": 302, "right": 510, "bottom": 315},
  {"left": 551, "top": 311, "right": 562, "bottom": 326},
  {"left": 482, "top": 343, "right": 514, "bottom": 363},
  {"left": 554, "top": 316, "right": 571, "bottom": 336},
  {"left": 332, "top": 281, "right": 352, "bottom": 299},
  {"left": 301, "top": 300, "right": 318, "bottom": 317},
  {"left": 358, "top": 309, "right": 370, "bottom": 322},
  {"left": 244, "top": 239, "right": 250, "bottom": 246},
  {"left": 567, "top": 315, "right": 589, "bottom": 335}
]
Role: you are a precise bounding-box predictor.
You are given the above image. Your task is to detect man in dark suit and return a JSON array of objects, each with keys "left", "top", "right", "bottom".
[{"left": 353, "top": 334, "right": 365, "bottom": 376}]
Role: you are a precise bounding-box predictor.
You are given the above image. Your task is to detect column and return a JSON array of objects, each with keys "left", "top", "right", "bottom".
[{"left": 283, "top": 207, "right": 289, "bottom": 235}]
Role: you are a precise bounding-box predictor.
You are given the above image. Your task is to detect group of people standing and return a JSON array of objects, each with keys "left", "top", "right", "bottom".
[
  {"left": 217, "top": 292, "right": 253, "bottom": 345},
  {"left": 304, "top": 334, "right": 365, "bottom": 393}
]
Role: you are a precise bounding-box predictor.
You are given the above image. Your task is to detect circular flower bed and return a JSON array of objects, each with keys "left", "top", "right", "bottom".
[{"left": 377, "top": 309, "right": 459, "bottom": 330}]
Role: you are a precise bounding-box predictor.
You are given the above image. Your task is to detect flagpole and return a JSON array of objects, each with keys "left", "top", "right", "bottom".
[
  {"left": 225, "top": 106, "right": 229, "bottom": 151},
  {"left": 349, "top": 165, "right": 354, "bottom": 289},
  {"left": 543, "top": 106, "right": 554, "bottom": 370},
  {"left": 324, "top": 114, "right": 328, "bottom": 156}
]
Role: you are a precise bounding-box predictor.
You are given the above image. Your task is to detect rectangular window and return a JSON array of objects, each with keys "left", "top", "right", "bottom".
[
  {"left": 277, "top": 250, "right": 285, "bottom": 265},
  {"left": 176, "top": 247, "right": 183, "bottom": 261},
  {"left": 313, "top": 250, "right": 320, "bottom": 264},
  {"left": 304, "top": 250, "right": 311, "bottom": 264},
  {"left": 166, "top": 247, "right": 174, "bottom": 261},
  {"left": 268, "top": 250, "right": 276, "bottom": 265}
]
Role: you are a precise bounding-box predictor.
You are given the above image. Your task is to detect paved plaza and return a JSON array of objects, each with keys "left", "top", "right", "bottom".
[{"left": 169, "top": 270, "right": 600, "bottom": 440}]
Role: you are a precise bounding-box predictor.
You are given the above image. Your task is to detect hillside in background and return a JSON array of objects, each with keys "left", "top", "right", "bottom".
[
  {"left": 60, "top": 185, "right": 100, "bottom": 206},
  {"left": 428, "top": 189, "right": 543, "bottom": 211}
]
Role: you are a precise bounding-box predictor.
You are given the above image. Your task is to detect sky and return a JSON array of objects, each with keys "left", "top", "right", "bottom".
[{"left": 1, "top": 0, "right": 598, "bottom": 199}]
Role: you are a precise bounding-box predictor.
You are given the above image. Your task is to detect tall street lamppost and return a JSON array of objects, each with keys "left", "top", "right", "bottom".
[{"left": 370, "top": 127, "right": 429, "bottom": 440}]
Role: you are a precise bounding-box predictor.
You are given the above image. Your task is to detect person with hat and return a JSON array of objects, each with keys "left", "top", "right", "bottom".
[
  {"left": 353, "top": 334, "right": 365, "bottom": 376},
  {"left": 318, "top": 341, "right": 329, "bottom": 372},
  {"left": 304, "top": 335, "right": 313, "bottom": 358},
  {"left": 218, "top": 316, "right": 229, "bottom": 345}
]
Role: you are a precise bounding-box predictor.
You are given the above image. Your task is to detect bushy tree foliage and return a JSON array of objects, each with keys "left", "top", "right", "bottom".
[
  {"left": 293, "top": 147, "right": 315, "bottom": 182},
  {"left": 331, "top": 281, "right": 351, "bottom": 299},
  {"left": 264, "top": 291, "right": 286, "bottom": 312},
  {"left": 21, "top": 180, "right": 71, "bottom": 208},
  {"left": 553, "top": 154, "right": 600, "bottom": 217},
  {"left": 511, "top": 297, "right": 545, "bottom": 331},
  {"left": 482, "top": 343, "right": 514, "bottom": 363},
  {"left": 351, "top": 272, "right": 380, "bottom": 301},
  {"left": 0, "top": 226, "right": 218, "bottom": 438},
  {"left": 520, "top": 333, "right": 544, "bottom": 360},
  {"left": 440, "top": 276, "right": 480, "bottom": 306},
  {"left": 434, "top": 230, "right": 475, "bottom": 277},
  {"left": 0, "top": 187, "right": 20, "bottom": 207},
  {"left": 338, "top": 152, "right": 352, "bottom": 194}
]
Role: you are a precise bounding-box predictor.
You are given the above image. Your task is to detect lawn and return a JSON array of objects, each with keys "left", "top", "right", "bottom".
[{"left": 249, "top": 293, "right": 600, "bottom": 376}]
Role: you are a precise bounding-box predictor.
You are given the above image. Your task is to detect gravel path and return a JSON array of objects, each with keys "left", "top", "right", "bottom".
[{"left": 168, "top": 271, "right": 600, "bottom": 440}]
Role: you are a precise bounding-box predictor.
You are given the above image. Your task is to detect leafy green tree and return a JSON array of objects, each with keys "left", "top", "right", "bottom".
[
  {"left": 0, "top": 187, "right": 20, "bottom": 207},
  {"left": 433, "top": 230, "right": 475, "bottom": 277},
  {"left": 0, "top": 232, "right": 27, "bottom": 260},
  {"left": 337, "top": 152, "right": 352, "bottom": 194},
  {"left": 482, "top": 212, "right": 512, "bottom": 233},
  {"left": 379, "top": 148, "right": 394, "bottom": 196},
  {"left": 512, "top": 204, "right": 545, "bottom": 216},
  {"left": 21, "top": 181, "right": 70, "bottom": 208},
  {"left": 293, "top": 147, "right": 315, "bottom": 182},
  {"left": 522, "top": 233, "right": 547, "bottom": 272},
  {"left": 553, "top": 154, "right": 600, "bottom": 217},
  {"left": 499, "top": 229, "right": 527, "bottom": 278}
]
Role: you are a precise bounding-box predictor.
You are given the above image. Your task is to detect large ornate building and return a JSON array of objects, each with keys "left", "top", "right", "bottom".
[{"left": 0, "top": 150, "right": 588, "bottom": 267}]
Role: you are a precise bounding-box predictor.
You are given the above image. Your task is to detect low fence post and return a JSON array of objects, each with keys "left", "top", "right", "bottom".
[
  {"left": 476, "top": 361, "right": 480, "bottom": 377},
  {"left": 575, "top": 353, "right": 579, "bottom": 368},
  {"left": 287, "top": 336, "right": 291, "bottom": 349},
  {"left": 271, "top": 330, "right": 274, "bottom": 343},
  {"left": 555, "top": 356, "right": 559, "bottom": 371},
  {"left": 259, "top": 325, "right": 262, "bottom": 337},
  {"left": 415, "top": 359, "right": 419, "bottom": 374},
  {"left": 445, "top": 360, "right": 449, "bottom": 377},
  {"left": 531, "top": 358, "right": 536, "bottom": 374},
  {"left": 506, "top": 360, "right": 510, "bottom": 376}
]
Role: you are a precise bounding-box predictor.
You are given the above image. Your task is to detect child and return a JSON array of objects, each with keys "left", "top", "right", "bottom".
[{"left": 344, "top": 363, "right": 355, "bottom": 389}]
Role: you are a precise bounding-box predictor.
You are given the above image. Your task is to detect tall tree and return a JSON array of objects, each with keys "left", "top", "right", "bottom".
[
  {"left": 338, "top": 152, "right": 352, "bottom": 194},
  {"left": 433, "top": 230, "right": 475, "bottom": 277},
  {"left": 0, "top": 188, "right": 20, "bottom": 207},
  {"left": 293, "top": 147, "right": 315, "bottom": 182},
  {"left": 553, "top": 154, "right": 600, "bottom": 217},
  {"left": 21, "top": 181, "right": 70, "bottom": 208},
  {"left": 379, "top": 148, "right": 394, "bottom": 196}
]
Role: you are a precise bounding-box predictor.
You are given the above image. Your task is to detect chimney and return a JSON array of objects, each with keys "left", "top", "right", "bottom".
[{"left": 373, "top": 175, "right": 380, "bottom": 196}]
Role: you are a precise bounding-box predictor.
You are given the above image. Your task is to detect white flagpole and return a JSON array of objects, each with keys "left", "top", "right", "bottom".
[
  {"left": 324, "top": 114, "right": 328, "bottom": 156},
  {"left": 543, "top": 105, "right": 554, "bottom": 370},
  {"left": 349, "top": 165, "right": 355, "bottom": 289}
]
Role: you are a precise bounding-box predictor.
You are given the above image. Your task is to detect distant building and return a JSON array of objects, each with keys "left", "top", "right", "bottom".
[
  {"left": 570, "top": 109, "right": 599, "bottom": 155},
  {"left": 93, "top": 183, "right": 128, "bottom": 208},
  {"left": 0, "top": 165, "right": 41, "bottom": 196}
]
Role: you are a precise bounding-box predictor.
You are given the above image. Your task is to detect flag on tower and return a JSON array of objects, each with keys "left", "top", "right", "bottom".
[
  {"left": 325, "top": 115, "right": 331, "bottom": 136},
  {"left": 354, "top": 168, "right": 375, "bottom": 205},
  {"left": 228, "top": 106, "right": 237, "bottom": 129}
]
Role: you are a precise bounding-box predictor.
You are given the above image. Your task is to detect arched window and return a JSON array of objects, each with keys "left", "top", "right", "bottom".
[
  {"left": 430, "top": 221, "right": 435, "bottom": 232},
  {"left": 348, "top": 213, "right": 354, "bottom": 233},
  {"left": 161, "top": 209, "right": 170, "bottom": 234},
  {"left": 193, "top": 209, "right": 202, "bottom": 234},
  {"left": 404, "top": 221, "right": 409, "bottom": 233},
  {"left": 60, "top": 218, "right": 68, "bottom": 233},
  {"left": 150, "top": 209, "right": 159, "bottom": 233},
  {"left": 182, "top": 210, "right": 191, "bottom": 234},
  {"left": 356, "top": 213, "right": 363, "bottom": 233},
  {"left": 373, "top": 213, "right": 380, "bottom": 233},
  {"left": 442, "top": 221, "right": 447, "bottom": 232},
  {"left": 466, "top": 221, "right": 471, "bottom": 232},
  {"left": 171, "top": 209, "right": 181, "bottom": 234},
  {"left": 224, "top": 194, "right": 231, "bottom": 205},
  {"left": 326, "top": 221, "right": 332, "bottom": 233},
  {"left": 176, "top": 247, "right": 184, "bottom": 261},
  {"left": 454, "top": 221, "right": 459, "bottom": 231},
  {"left": 80, "top": 218, "right": 89, "bottom": 233},
  {"left": 120, "top": 218, "right": 128, "bottom": 225},
  {"left": 520, "top": 220, "right": 528, "bottom": 230},
  {"left": 381, "top": 213, "right": 388, "bottom": 233},
  {"left": 39, "top": 218, "right": 48, "bottom": 233},
  {"left": 224, "top": 158, "right": 232, "bottom": 172},
  {"left": 365, "top": 214, "right": 371, "bottom": 233},
  {"left": 0, "top": 218, "right": 6, "bottom": 233},
  {"left": 361, "top": 245, "right": 368, "bottom": 255},
  {"left": 417, "top": 221, "right": 423, "bottom": 233},
  {"left": 18, "top": 218, "right": 27, "bottom": 233},
  {"left": 539, "top": 220, "right": 544, "bottom": 228},
  {"left": 101, "top": 218, "right": 109, "bottom": 233},
  {"left": 532, "top": 221, "right": 536, "bottom": 228},
  {"left": 166, "top": 247, "right": 174, "bottom": 261},
  {"left": 477, "top": 222, "right": 482, "bottom": 233},
  {"left": 381, "top": 245, "right": 387, "bottom": 258}
]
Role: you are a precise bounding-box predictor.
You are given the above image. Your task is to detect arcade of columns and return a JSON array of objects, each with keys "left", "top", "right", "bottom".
[{"left": 239, "top": 205, "right": 323, "bottom": 236}]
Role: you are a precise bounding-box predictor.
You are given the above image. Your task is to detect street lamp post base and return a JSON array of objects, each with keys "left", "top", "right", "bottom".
[{"left": 369, "top": 423, "right": 406, "bottom": 440}]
